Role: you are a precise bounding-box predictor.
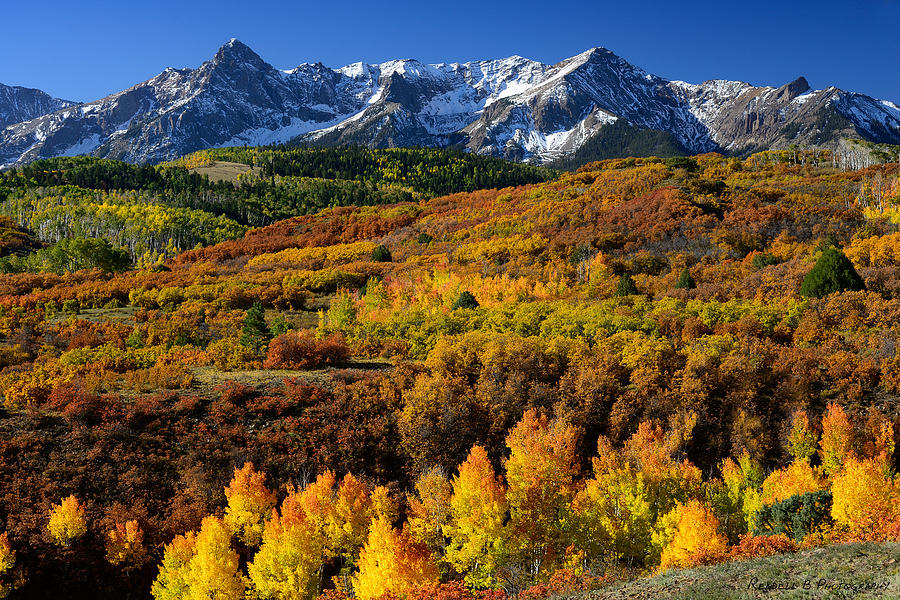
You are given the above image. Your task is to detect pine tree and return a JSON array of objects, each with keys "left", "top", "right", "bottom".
[
  {"left": 452, "top": 291, "right": 479, "bottom": 310},
  {"left": 615, "top": 273, "right": 639, "bottom": 297},
  {"left": 240, "top": 302, "right": 271, "bottom": 353},
  {"left": 799, "top": 247, "right": 865, "bottom": 298},
  {"left": 674, "top": 268, "right": 695, "bottom": 290},
  {"left": 371, "top": 244, "right": 392, "bottom": 262}
]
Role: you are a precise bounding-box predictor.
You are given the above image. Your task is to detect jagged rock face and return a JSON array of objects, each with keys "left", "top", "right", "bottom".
[
  {"left": 0, "top": 84, "right": 76, "bottom": 130},
  {"left": 667, "top": 76, "right": 900, "bottom": 152},
  {"left": 0, "top": 39, "right": 898, "bottom": 166}
]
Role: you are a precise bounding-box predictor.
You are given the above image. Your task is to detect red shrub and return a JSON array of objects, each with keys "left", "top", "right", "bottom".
[{"left": 264, "top": 330, "right": 349, "bottom": 370}]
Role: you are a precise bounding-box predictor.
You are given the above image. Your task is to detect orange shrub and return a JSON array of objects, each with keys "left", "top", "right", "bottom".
[
  {"left": 727, "top": 534, "right": 798, "bottom": 560},
  {"left": 264, "top": 331, "right": 349, "bottom": 370}
]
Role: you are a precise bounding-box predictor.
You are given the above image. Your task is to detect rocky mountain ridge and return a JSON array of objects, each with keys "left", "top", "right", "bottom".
[{"left": 1, "top": 39, "right": 898, "bottom": 166}]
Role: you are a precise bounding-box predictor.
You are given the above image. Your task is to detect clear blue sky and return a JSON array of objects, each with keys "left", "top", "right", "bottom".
[{"left": 1, "top": 0, "right": 898, "bottom": 103}]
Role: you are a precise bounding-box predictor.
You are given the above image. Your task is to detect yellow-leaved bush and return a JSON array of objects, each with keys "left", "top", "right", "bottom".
[
  {"left": 47, "top": 495, "right": 87, "bottom": 547},
  {"left": 654, "top": 500, "right": 728, "bottom": 569}
]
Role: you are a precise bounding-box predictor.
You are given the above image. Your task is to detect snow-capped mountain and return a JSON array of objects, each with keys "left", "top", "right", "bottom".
[
  {"left": 1, "top": 39, "right": 898, "bottom": 167},
  {"left": 0, "top": 83, "right": 76, "bottom": 130}
]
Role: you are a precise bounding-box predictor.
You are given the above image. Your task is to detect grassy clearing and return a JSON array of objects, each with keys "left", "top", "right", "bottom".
[
  {"left": 572, "top": 542, "right": 900, "bottom": 600},
  {"left": 190, "top": 358, "right": 393, "bottom": 393},
  {"left": 189, "top": 160, "right": 260, "bottom": 183}
]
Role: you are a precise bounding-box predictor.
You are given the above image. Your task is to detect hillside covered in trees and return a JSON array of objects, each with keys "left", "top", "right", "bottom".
[{"left": 0, "top": 149, "right": 900, "bottom": 599}]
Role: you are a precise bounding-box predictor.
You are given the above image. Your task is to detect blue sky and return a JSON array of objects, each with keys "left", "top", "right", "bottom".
[{"left": 2, "top": 0, "right": 898, "bottom": 103}]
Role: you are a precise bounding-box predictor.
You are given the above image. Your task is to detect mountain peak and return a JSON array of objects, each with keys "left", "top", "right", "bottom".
[
  {"left": 213, "top": 38, "right": 265, "bottom": 67},
  {"left": 775, "top": 76, "right": 811, "bottom": 100}
]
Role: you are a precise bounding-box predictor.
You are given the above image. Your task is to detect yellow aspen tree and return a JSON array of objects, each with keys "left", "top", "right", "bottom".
[
  {"left": 443, "top": 445, "right": 507, "bottom": 588},
  {"left": 406, "top": 467, "right": 452, "bottom": 553},
  {"left": 301, "top": 471, "right": 371, "bottom": 562},
  {"left": 721, "top": 453, "right": 764, "bottom": 530},
  {"left": 369, "top": 485, "right": 398, "bottom": 524},
  {"left": 105, "top": 520, "right": 147, "bottom": 569},
  {"left": 570, "top": 457, "right": 652, "bottom": 567},
  {"left": 183, "top": 516, "right": 246, "bottom": 600},
  {"left": 786, "top": 411, "right": 818, "bottom": 463},
  {"left": 353, "top": 516, "right": 438, "bottom": 600},
  {"left": 504, "top": 410, "right": 579, "bottom": 578},
  {"left": 224, "top": 462, "right": 276, "bottom": 547},
  {"left": 48, "top": 495, "right": 88, "bottom": 547},
  {"left": 0, "top": 533, "right": 14, "bottom": 599},
  {"left": 760, "top": 461, "right": 825, "bottom": 505},
  {"left": 151, "top": 532, "right": 197, "bottom": 600},
  {"left": 831, "top": 457, "right": 899, "bottom": 536},
  {"left": 820, "top": 403, "right": 855, "bottom": 477},
  {"left": 248, "top": 492, "right": 325, "bottom": 600},
  {"left": 653, "top": 500, "right": 728, "bottom": 569}
]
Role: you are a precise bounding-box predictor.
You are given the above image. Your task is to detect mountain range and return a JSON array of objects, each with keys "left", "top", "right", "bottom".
[{"left": 1, "top": 39, "right": 898, "bottom": 167}]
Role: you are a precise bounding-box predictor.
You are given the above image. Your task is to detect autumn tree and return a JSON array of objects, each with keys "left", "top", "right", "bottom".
[
  {"left": 151, "top": 532, "right": 197, "bottom": 600},
  {"left": 653, "top": 500, "right": 728, "bottom": 569},
  {"left": 224, "top": 462, "right": 277, "bottom": 547},
  {"left": 48, "top": 495, "right": 88, "bottom": 547},
  {"left": 183, "top": 516, "right": 246, "bottom": 600},
  {"left": 248, "top": 492, "right": 325, "bottom": 600},
  {"left": 504, "top": 410, "right": 579, "bottom": 580},
  {"left": 786, "top": 411, "right": 818, "bottom": 464},
  {"left": 819, "top": 403, "right": 855, "bottom": 477},
  {"left": 354, "top": 516, "right": 439, "bottom": 600},
  {"left": 831, "top": 457, "right": 899, "bottom": 536},
  {"left": 760, "top": 461, "right": 825, "bottom": 506},
  {"left": 407, "top": 467, "right": 453, "bottom": 553},
  {"left": 300, "top": 471, "right": 372, "bottom": 565},
  {"left": 106, "top": 520, "right": 147, "bottom": 569},
  {"left": 0, "top": 533, "right": 14, "bottom": 599},
  {"left": 443, "top": 446, "right": 508, "bottom": 588}
]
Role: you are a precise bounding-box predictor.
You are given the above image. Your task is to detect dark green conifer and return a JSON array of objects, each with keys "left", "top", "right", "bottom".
[
  {"left": 452, "top": 290, "right": 479, "bottom": 310},
  {"left": 240, "top": 301, "right": 271, "bottom": 352},
  {"left": 674, "top": 268, "right": 696, "bottom": 290},
  {"left": 371, "top": 244, "right": 392, "bottom": 262},
  {"left": 799, "top": 247, "right": 865, "bottom": 298},
  {"left": 615, "top": 273, "right": 639, "bottom": 297}
]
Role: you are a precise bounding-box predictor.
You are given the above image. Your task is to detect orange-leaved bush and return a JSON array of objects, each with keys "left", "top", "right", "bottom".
[
  {"left": 264, "top": 330, "right": 349, "bottom": 369},
  {"left": 105, "top": 520, "right": 147, "bottom": 569}
]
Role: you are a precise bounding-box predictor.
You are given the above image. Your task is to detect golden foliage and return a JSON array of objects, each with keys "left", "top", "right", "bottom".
[{"left": 47, "top": 495, "right": 87, "bottom": 547}]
